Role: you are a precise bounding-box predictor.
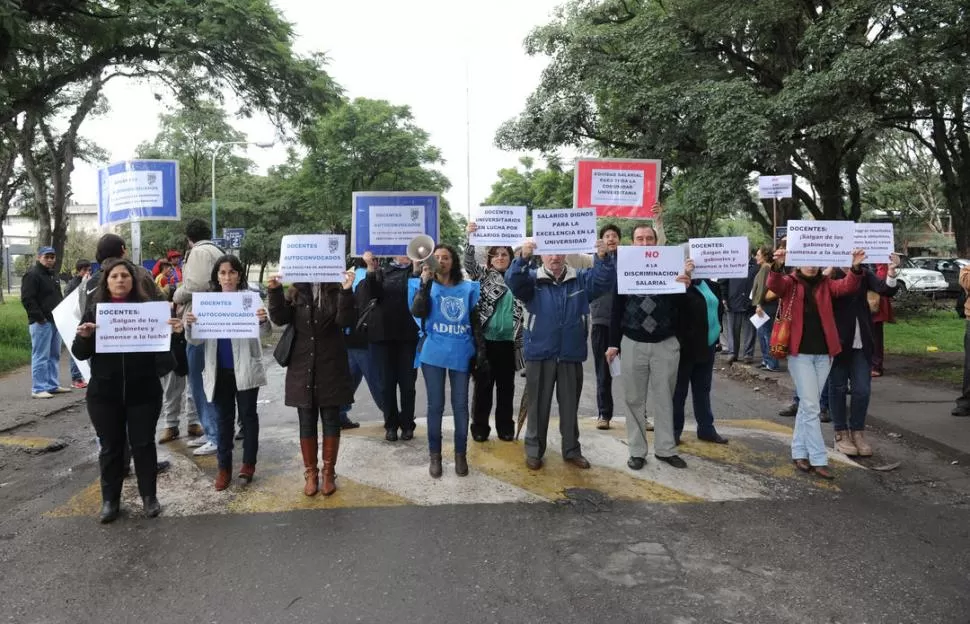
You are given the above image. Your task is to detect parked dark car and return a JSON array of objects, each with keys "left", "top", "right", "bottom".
[{"left": 911, "top": 257, "right": 970, "bottom": 294}]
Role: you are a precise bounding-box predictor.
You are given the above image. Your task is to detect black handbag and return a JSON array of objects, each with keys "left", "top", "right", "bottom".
[
  {"left": 170, "top": 331, "right": 188, "bottom": 376},
  {"left": 273, "top": 324, "right": 296, "bottom": 367}
]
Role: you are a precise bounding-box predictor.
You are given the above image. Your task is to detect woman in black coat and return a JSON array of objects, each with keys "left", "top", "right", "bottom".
[
  {"left": 267, "top": 271, "right": 356, "bottom": 497},
  {"left": 72, "top": 258, "right": 185, "bottom": 524},
  {"left": 673, "top": 279, "right": 728, "bottom": 445}
]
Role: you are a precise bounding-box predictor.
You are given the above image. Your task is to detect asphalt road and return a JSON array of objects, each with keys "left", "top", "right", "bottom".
[{"left": 1, "top": 354, "right": 969, "bottom": 624}]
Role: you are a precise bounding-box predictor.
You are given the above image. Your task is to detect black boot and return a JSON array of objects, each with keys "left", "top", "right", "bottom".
[
  {"left": 142, "top": 496, "right": 161, "bottom": 518},
  {"left": 99, "top": 499, "right": 120, "bottom": 524}
]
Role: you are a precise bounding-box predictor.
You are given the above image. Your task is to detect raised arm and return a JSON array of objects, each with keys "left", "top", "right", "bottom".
[{"left": 581, "top": 251, "right": 616, "bottom": 302}]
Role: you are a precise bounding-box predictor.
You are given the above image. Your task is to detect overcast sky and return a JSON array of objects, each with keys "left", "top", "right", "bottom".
[{"left": 71, "top": 0, "right": 567, "bottom": 220}]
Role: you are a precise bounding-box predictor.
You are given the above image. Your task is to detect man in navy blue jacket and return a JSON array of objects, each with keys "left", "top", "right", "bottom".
[{"left": 506, "top": 238, "right": 614, "bottom": 471}]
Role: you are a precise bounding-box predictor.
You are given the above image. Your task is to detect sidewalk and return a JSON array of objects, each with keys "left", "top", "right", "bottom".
[
  {"left": 0, "top": 357, "right": 85, "bottom": 433},
  {"left": 736, "top": 358, "right": 970, "bottom": 461}
]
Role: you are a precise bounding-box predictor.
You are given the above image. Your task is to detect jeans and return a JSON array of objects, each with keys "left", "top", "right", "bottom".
[
  {"left": 590, "top": 324, "right": 614, "bottom": 420},
  {"left": 213, "top": 369, "right": 259, "bottom": 469},
  {"left": 672, "top": 347, "right": 717, "bottom": 440},
  {"left": 757, "top": 319, "right": 779, "bottom": 370},
  {"left": 340, "top": 346, "right": 385, "bottom": 421},
  {"left": 828, "top": 348, "right": 871, "bottom": 431},
  {"left": 793, "top": 376, "right": 830, "bottom": 410},
  {"left": 788, "top": 354, "right": 832, "bottom": 466},
  {"left": 299, "top": 407, "right": 342, "bottom": 439},
  {"left": 186, "top": 342, "right": 219, "bottom": 443},
  {"left": 70, "top": 358, "right": 83, "bottom": 382},
  {"left": 421, "top": 364, "right": 469, "bottom": 454},
  {"left": 28, "top": 321, "right": 61, "bottom": 394}
]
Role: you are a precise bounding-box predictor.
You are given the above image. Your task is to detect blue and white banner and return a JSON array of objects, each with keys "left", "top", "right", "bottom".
[
  {"left": 98, "top": 160, "right": 180, "bottom": 226},
  {"left": 351, "top": 192, "right": 439, "bottom": 257}
]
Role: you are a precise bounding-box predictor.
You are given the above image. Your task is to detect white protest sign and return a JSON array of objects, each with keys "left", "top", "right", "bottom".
[
  {"left": 469, "top": 205, "right": 527, "bottom": 247},
  {"left": 853, "top": 223, "right": 894, "bottom": 264},
  {"left": 95, "top": 302, "right": 171, "bottom": 353},
  {"left": 532, "top": 208, "right": 597, "bottom": 254},
  {"left": 785, "top": 220, "right": 854, "bottom": 267},
  {"left": 758, "top": 175, "right": 793, "bottom": 199},
  {"left": 52, "top": 288, "right": 89, "bottom": 382},
  {"left": 689, "top": 236, "right": 750, "bottom": 280},
  {"left": 591, "top": 169, "right": 645, "bottom": 207},
  {"left": 368, "top": 205, "right": 426, "bottom": 248},
  {"left": 279, "top": 235, "right": 345, "bottom": 283},
  {"left": 616, "top": 246, "right": 687, "bottom": 295},
  {"left": 190, "top": 292, "right": 260, "bottom": 340}
]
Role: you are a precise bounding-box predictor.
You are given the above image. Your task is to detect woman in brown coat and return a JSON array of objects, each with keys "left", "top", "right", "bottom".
[{"left": 267, "top": 270, "right": 356, "bottom": 496}]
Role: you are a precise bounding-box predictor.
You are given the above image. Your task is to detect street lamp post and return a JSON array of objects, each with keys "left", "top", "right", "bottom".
[{"left": 210, "top": 140, "right": 275, "bottom": 238}]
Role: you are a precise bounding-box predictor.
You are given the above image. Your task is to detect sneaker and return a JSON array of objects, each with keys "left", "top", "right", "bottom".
[
  {"left": 192, "top": 441, "right": 217, "bottom": 456},
  {"left": 778, "top": 403, "right": 798, "bottom": 417},
  {"left": 31, "top": 391, "right": 54, "bottom": 399},
  {"left": 186, "top": 436, "right": 208, "bottom": 448},
  {"left": 71, "top": 379, "right": 87, "bottom": 389},
  {"left": 596, "top": 417, "right": 611, "bottom": 430},
  {"left": 186, "top": 424, "right": 204, "bottom": 437},
  {"left": 834, "top": 431, "right": 858, "bottom": 456},
  {"left": 50, "top": 387, "right": 72, "bottom": 394}
]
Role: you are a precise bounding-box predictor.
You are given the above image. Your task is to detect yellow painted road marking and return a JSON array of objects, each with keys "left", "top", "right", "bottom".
[
  {"left": 46, "top": 416, "right": 846, "bottom": 518},
  {"left": 0, "top": 435, "right": 66, "bottom": 452}
]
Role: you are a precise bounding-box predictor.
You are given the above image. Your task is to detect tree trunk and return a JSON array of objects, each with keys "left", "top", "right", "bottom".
[{"left": 259, "top": 263, "right": 267, "bottom": 284}]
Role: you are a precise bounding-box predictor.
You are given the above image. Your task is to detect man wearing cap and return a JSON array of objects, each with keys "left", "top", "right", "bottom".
[{"left": 21, "top": 247, "right": 68, "bottom": 398}]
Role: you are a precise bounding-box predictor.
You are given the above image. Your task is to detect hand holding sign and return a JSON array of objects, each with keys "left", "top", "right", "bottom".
[{"left": 77, "top": 322, "right": 96, "bottom": 338}]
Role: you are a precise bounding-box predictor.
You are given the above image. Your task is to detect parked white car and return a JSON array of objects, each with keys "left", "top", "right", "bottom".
[{"left": 896, "top": 256, "right": 948, "bottom": 293}]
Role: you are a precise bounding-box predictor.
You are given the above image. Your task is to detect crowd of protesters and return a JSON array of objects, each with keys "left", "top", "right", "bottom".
[{"left": 19, "top": 212, "right": 923, "bottom": 523}]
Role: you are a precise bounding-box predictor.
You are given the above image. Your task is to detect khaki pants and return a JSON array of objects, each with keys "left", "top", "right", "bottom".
[{"left": 621, "top": 336, "right": 680, "bottom": 458}]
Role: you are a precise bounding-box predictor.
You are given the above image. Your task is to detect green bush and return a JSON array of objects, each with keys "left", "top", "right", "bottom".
[{"left": 0, "top": 301, "right": 31, "bottom": 374}]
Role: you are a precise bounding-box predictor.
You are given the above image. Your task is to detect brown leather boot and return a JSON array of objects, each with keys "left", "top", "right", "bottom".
[
  {"left": 300, "top": 438, "right": 319, "bottom": 496},
  {"left": 238, "top": 464, "right": 255, "bottom": 483},
  {"left": 429, "top": 453, "right": 443, "bottom": 478},
  {"left": 455, "top": 452, "right": 468, "bottom": 477},
  {"left": 321, "top": 436, "right": 340, "bottom": 496},
  {"left": 214, "top": 467, "right": 232, "bottom": 491}
]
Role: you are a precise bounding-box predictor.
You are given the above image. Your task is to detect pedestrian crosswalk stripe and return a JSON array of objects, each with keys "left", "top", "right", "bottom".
[{"left": 46, "top": 417, "right": 852, "bottom": 518}]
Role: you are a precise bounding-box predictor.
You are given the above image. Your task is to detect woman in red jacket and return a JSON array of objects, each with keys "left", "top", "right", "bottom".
[{"left": 767, "top": 248, "right": 866, "bottom": 479}]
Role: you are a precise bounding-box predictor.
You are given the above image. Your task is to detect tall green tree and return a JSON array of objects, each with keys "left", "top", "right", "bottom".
[
  {"left": 496, "top": 0, "right": 916, "bottom": 234},
  {"left": 483, "top": 156, "right": 573, "bottom": 209}
]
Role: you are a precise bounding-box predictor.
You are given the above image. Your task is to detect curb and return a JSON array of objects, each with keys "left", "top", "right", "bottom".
[{"left": 727, "top": 361, "right": 970, "bottom": 464}]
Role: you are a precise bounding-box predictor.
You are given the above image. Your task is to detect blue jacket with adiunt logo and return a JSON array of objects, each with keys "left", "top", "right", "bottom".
[{"left": 505, "top": 255, "right": 615, "bottom": 362}]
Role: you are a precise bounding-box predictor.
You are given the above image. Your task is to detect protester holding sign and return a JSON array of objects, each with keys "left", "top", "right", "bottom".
[
  {"left": 589, "top": 224, "right": 622, "bottom": 430},
  {"left": 606, "top": 225, "right": 693, "bottom": 471},
  {"left": 827, "top": 256, "right": 899, "bottom": 457},
  {"left": 506, "top": 237, "right": 615, "bottom": 471},
  {"left": 411, "top": 245, "right": 482, "bottom": 478},
  {"left": 71, "top": 258, "right": 185, "bottom": 524},
  {"left": 185, "top": 255, "right": 272, "bottom": 490},
  {"left": 767, "top": 247, "right": 866, "bottom": 480},
  {"left": 463, "top": 223, "right": 525, "bottom": 443},
  {"left": 268, "top": 269, "right": 357, "bottom": 497}
]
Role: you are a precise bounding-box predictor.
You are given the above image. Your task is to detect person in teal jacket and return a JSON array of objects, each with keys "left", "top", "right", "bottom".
[
  {"left": 410, "top": 244, "right": 483, "bottom": 479},
  {"left": 505, "top": 238, "right": 614, "bottom": 471}
]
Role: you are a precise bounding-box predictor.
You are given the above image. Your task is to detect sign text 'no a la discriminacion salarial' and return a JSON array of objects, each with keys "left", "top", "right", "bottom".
[{"left": 616, "top": 246, "right": 687, "bottom": 295}]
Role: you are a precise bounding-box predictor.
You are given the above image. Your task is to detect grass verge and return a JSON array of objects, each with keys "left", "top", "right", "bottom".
[
  {"left": 0, "top": 299, "right": 31, "bottom": 374},
  {"left": 885, "top": 310, "right": 963, "bottom": 354}
]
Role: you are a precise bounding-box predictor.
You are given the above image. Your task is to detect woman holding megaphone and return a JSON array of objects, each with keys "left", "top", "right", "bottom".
[{"left": 410, "top": 244, "right": 482, "bottom": 478}]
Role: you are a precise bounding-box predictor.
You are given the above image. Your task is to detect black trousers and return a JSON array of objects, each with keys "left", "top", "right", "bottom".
[
  {"left": 88, "top": 385, "right": 162, "bottom": 502},
  {"left": 590, "top": 324, "right": 613, "bottom": 420},
  {"left": 214, "top": 369, "right": 260, "bottom": 469},
  {"left": 471, "top": 340, "right": 516, "bottom": 439},
  {"left": 298, "top": 406, "right": 341, "bottom": 439},
  {"left": 373, "top": 340, "right": 418, "bottom": 432}
]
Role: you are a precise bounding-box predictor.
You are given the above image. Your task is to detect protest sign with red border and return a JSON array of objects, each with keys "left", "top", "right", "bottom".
[{"left": 574, "top": 158, "right": 661, "bottom": 218}]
